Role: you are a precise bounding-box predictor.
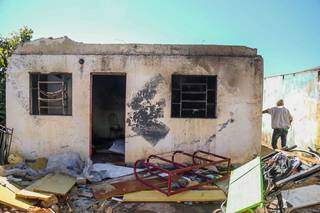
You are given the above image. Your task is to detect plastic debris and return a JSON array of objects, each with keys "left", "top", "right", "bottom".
[
  {"left": 46, "top": 152, "right": 84, "bottom": 177},
  {"left": 108, "top": 139, "right": 125, "bottom": 155},
  {"left": 83, "top": 160, "right": 140, "bottom": 182}
]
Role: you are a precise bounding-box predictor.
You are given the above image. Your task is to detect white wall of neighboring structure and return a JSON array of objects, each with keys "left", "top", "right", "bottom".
[
  {"left": 262, "top": 68, "right": 320, "bottom": 150},
  {"left": 6, "top": 37, "right": 263, "bottom": 163}
]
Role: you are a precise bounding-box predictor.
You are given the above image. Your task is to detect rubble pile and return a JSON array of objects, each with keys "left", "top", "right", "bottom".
[
  {"left": 0, "top": 151, "right": 229, "bottom": 212},
  {"left": 0, "top": 152, "right": 152, "bottom": 212},
  {"left": 0, "top": 146, "right": 319, "bottom": 213}
]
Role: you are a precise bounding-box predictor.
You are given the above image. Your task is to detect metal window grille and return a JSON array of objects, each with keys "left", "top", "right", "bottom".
[
  {"left": 0, "top": 125, "right": 13, "bottom": 165},
  {"left": 171, "top": 75, "right": 217, "bottom": 118},
  {"left": 30, "top": 73, "right": 72, "bottom": 115},
  {"left": 38, "top": 81, "right": 65, "bottom": 115}
]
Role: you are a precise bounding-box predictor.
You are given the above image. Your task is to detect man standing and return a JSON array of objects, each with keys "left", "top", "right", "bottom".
[{"left": 263, "top": 99, "right": 293, "bottom": 149}]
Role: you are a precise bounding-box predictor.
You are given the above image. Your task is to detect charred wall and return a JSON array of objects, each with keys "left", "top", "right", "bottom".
[{"left": 6, "top": 37, "right": 263, "bottom": 163}]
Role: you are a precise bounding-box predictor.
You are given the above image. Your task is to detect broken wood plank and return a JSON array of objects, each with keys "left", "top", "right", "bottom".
[
  {"left": 31, "top": 173, "right": 76, "bottom": 195},
  {"left": 0, "top": 176, "right": 21, "bottom": 194},
  {"left": 16, "top": 188, "right": 53, "bottom": 201},
  {"left": 92, "top": 183, "right": 119, "bottom": 200},
  {"left": 16, "top": 185, "right": 58, "bottom": 205},
  {"left": 123, "top": 190, "right": 226, "bottom": 202},
  {"left": 92, "top": 178, "right": 168, "bottom": 200},
  {"left": 0, "top": 184, "right": 33, "bottom": 211}
]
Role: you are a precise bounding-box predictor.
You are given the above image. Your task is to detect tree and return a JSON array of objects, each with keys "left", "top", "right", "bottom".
[{"left": 0, "top": 27, "right": 33, "bottom": 124}]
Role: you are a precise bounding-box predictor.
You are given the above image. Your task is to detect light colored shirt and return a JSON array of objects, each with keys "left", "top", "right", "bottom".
[{"left": 267, "top": 106, "right": 292, "bottom": 129}]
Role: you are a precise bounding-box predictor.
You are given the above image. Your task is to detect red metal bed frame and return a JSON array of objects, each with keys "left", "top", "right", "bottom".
[{"left": 134, "top": 150, "right": 231, "bottom": 196}]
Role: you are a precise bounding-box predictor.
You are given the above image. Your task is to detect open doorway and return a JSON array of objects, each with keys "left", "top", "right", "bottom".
[{"left": 91, "top": 74, "right": 126, "bottom": 163}]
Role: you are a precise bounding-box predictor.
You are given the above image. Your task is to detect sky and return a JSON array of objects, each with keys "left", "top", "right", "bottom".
[{"left": 0, "top": 0, "right": 319, "bottom": 76}]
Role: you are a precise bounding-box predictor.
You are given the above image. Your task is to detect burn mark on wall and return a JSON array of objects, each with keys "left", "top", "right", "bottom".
[
  {"left": 175, "top": 134, "right": 216, "bottom": 152},
  {"left": 206, "top": 134, "right": 216, "bottom": 145},
  {"left": 127, "top": 74, "right": 169, "bottom": 146},
  {"left": 218, "top": 118, "right": 234, "bottom": 132}
]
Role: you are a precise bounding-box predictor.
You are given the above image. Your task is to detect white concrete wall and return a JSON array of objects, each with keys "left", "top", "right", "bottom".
[
  {"left": 262, "top": 70, "right": 320, "bottom": 150},
  {"left": 6, "top": 38, "right": 263, "bottom": 163}
]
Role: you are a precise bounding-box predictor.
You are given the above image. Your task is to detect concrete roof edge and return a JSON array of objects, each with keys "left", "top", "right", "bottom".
[
  {"left": 14, "top": 36, "right": 258, "bottom": 56},
  {"left": 265, "top": 66, "right": 320, "bottom": 79}
]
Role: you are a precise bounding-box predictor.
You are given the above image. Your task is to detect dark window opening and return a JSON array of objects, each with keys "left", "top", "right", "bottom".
[
  {"left": 30, "top": 73, "right": 72, "bottom": 115},
  {"left": 171, "top": 75, "right": 217, "bottom": 118}
]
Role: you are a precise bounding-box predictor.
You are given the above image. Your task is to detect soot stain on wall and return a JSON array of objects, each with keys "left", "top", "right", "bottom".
[
  {"left": 206, "top": 134, "right": 216, "bottom": 145},
  {"left": 218, "top": 118, "right": 235, "bottom": 132},
  {"left": 127, "top": 74, "right": 170, "bottom": 146}
]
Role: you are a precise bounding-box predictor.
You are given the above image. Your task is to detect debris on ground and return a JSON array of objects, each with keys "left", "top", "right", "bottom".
[
  {"left": 45, "top": 152, "right": 84, "bottom": 177},
  {"left": 26, "top": 157, "right": 48, "bottom": 171},
  {"left": 87, "top": 161, "right": 139, "bottom": 181},
  {"left": 0, "top": 146, "right": 319, "bottom": 212},
  {"left": 28, "top": 173, "right": 76, "bottom": 195},
  {"left": 0, "top": 179, "right": 34, "bottom": 211},
  {"left": 134, "top": 150, "right": 231, "bottom": 196},
  {"left": 281, "top": 184, "right": 320, "bottom": 211},
  {"left": 7, "top": 153, "right": 24, "bottom": 165},
  {"left": 108, "top": 139, "right": 125, "bottom": 155}
]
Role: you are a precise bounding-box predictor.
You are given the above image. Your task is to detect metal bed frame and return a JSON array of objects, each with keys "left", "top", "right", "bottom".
[{"left": 134, "top": 150, "right": 231, "bottom": 196}]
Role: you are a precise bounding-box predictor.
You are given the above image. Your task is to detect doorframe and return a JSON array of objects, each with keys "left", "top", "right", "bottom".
[{"left": 89, "top": 72, "right": 127, "bottom": 158}]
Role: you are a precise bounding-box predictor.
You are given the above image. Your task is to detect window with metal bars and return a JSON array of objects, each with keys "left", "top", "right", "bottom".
[
  {"left": 171, "top": 75, "right": 217, "bottom": 118},
  {"left": 30, "top": 73, "right": 72, "bottom": 115}
]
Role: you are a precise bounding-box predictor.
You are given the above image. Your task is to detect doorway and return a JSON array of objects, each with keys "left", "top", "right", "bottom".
[{"left": 91, "top": 74, "right": 126, "bottom": 163}]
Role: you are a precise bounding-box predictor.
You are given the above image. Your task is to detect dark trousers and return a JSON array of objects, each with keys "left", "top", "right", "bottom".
[{"left": 271, "top": 128, "right": 288, "bottom": 149}]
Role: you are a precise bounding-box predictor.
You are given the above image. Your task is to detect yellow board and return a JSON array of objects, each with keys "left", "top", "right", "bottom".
[
  {"left": 0, "top": 177, "right": 20, "bottom": 193},
  {"left": 16, "top": 186, "right": 56, "bottom": 202},
  {"left": 31, "top": 173, "right": 76, "bottom": 195},
  {"left": 0, "top": 185, "right": 33, "bottom": 210},
  {"left": 123, "top": 190, "right": 226, "bottom": 202}
]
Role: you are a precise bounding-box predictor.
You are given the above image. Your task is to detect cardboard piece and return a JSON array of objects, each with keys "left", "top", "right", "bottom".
[{"left": 31, "top": 173, "right": 76, "bottom": 195}]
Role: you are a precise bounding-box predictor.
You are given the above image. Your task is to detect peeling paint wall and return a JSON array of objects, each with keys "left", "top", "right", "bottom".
[
  {"left": 6, "top": 37, "right": 263, "bottom": 163},
  {"left": 262, "top": 68, "right": 320, "bottom": 150}
]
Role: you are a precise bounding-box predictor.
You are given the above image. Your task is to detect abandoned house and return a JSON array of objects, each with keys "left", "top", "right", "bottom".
[
  {"left": 262, "top": 67, "right": 320, "bottom": 151},
  {"left": 6, "top": 37, "right": 263, "bottom": 163}
]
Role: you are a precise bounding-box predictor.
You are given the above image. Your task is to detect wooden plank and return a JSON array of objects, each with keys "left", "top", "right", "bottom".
[
  {"left": 123, "top": 190, "right": 226, "bottom": 202},
  {"left": 92, "top": 178, "right": 167, "bottom": 200},
  {"left": 226, "top": 157, "right": 263, "bottom": 213},
  {"left": 0, "top": 177, "right": 20, "bottom": 193},
  {"left": 0, "top": 185, "right": 33, "bottom": 211},
  {"left": 91, "top": 183, "right": 119, "bottom": 199},
  {"left": 31, "top": 173, "right": 76, "bottom": 195},
  {"left": 16, "top": 184, "right": 58, "bottom": 204}
]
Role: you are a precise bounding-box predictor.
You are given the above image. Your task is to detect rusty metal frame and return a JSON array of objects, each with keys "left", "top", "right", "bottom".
[
  {"left": 0, "top": 125, "right": 13, "bottom": 165},
  {"left": 134, "top": 150, "right": 231, "bottom": 196}
]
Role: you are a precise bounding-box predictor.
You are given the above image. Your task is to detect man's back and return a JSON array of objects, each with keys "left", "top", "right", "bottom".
[{"left": 268, "top": 107, "right": 292, "bottom": 129}]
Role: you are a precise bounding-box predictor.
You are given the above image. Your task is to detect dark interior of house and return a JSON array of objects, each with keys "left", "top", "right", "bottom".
[{"left": 92, "top": 75, "right": 126, "bottom": 163}]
